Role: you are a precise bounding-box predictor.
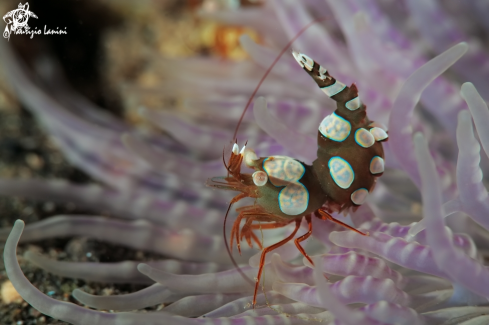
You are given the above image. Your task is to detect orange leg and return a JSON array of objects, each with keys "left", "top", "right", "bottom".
[
  {"left": 316, "top": 209, "right": 368, "bottom": 236},
  {"left": 252, "top": 219, "right": 301, "bottom": 308},
  {"left": 241, "top": 221, "right": 291, "bottom": 250},
  {"left": 294, "top": 215, "right": 314, "bottom": 266},
  {"left": 250, "top": 231, "right": 263, "bottom": 250},
  {"left": 227, "top": 193, "right": 248, "bottom": 254},
  {"left": 240, "top": 217, "right": 255, "bottom": 248},
  {"left": 230, "top": 192, "right": 248, "bottom": 205},
  {"left": 230, "top": 213, "right": 245, "bottom": 254},
  {"left": 248, "top": 222, "right": 291, "bottom": 230},
  {"left": 223, "top": 194, "right": 255, "bottom": 287}
]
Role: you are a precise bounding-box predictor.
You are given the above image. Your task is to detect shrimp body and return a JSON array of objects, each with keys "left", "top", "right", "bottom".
[{"left": 208, "top": 51, "right": 387, "bottom": 307}]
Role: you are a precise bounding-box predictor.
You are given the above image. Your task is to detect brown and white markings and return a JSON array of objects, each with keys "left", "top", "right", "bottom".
[{"left": 208, "top": 51, "right": 388, "bottom": 307}]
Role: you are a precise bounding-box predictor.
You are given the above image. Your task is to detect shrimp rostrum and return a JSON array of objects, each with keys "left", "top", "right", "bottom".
[{"left": 207, "top": 51, "right": 387, "bottom": 307}]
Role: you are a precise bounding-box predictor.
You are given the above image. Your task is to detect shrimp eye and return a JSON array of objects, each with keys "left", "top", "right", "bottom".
[{"left": 252, "top": 171, "right": 268, "bottom": 186}]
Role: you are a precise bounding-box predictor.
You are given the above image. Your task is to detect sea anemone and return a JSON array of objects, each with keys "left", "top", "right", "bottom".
[{"left": 2, "top": 0, "right": 489, "bottom": 324}]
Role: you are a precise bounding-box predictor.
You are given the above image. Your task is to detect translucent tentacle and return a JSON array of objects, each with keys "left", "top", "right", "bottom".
[
  {"left": 424, "top": 306, "right": 489, "bottom": 324},
  {"left": 24, "top": 250, "right": 230, "bottom": 284},
  {"left": 0, "top": 216, "right": 252, "bottom": 264},
  {"left": 359, "top": 301, "right": 424, "bottom": 325},
  {"left": 329, "top": 230, "right": 447, "bottom": 278},
  {"left": 461, "top": 83, "right": 489, "bottom": 162},
  {"left": 231, "top": 302, "right": 324, "bottom": 318},
  {"left": 414, "top": 132, "right": 489, "bottom": 302},
  {"left": 312, "top": 258, "right": 381, "bottom": 325},
  {"left": 273, "top": 275, "right": 410, "bottom": 307},
  {"left": 0, "top": 179, "right": 228, "bottom": 233},
  {"left": 388, "top": 42, "right": 468, "bottom": 188},
  {"left": 162, "top": 293, "right": 245, "bottom": 317},
  {"left": 359, "top": 219, "right": 476, "bottom": 258},
  {"left": 202, "top": 292, "right": 293, "bottom": 318},
  {"left": 306, "top": 252, "right": 406, "bottom": 288},
  {"left": 454, "top": 108, "right": 489, "bottom": 231},
  {"left": 270, "top": 254, "right": 315, "bottom": 286},
  {"left": 72, "top": 284, "right": 181, "bottom": 311},
  {"left": 3, "top": 220, "right": 196, "bottom": 325},
  {"left": 137, "top": 263, "right": 266, "bottom": 294}
]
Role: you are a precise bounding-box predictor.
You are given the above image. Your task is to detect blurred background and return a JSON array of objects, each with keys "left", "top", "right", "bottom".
[{"left": 0, "top": 1, "right": 261, "bottom": 323}]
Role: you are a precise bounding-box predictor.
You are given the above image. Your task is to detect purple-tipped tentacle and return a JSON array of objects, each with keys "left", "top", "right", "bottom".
[
  {"left": 7, "top": 221, "right": 310, "bottom": 325},
  {"left": 0, "top": 179, "right": 130, "bottom": 218},
  {"left": 312, "top": 258, "right": 381, "bottom": 325},
  {"left": 273, "top": 275, "right": 410, "bottom": 308},
  {"left": 329, "top": 230, "right": 447, "bottom": 278},
  {"left": 3, "top": 220, "right": 204, "bottom": 325},
  {"left": 72, "top": 284, "right": 180, "bottom": 311},
  {"left": 202, "top": 292, "right": 294, "bottom": 318},
  {"left": 24, "top": 250, "right": 151, "bottom": 284},
  {"left": 24, "top": 250, "right": 231, "bottom": 284},
  {"left": 360, "top": 301, "right": 424, "bottom": 325},
  {"left": 404, "top": 276, "right": 452, "bottom": 296},
  {"left": 0, "top": 216, "right": 252, "bottom": 264},
  {"left": 414, "top": 132, "right": 489, "bottom": 302},
  {"left": 0, "top": 179, "right": 230, "bottom": 232},
  {"left": 461, "top": 83, "right": 489, "bottom": 163},
  {"left": 306, "top": 252, "right": 405, "bottom": 288},
  {"left": 0, "top": 57, "right": 233, "bottom": 210},
  {"left": 270, "top": 254, "right": 315, "bottom": 285},
  {"left": 231, "top": 302, "right": 324, "bottom": 318},
  {"left": 455, "top": 109, "right": 489, "bottom": 231},
  {"left": 137, "top": 263, "right": 265, "bottom": 294},
  {"left": 163, "top": 293, "right": 246, "bottom": 317},
  {"left": 358, "top": 219, "right": 476, "bottom": 258},
  {"left": 388, "top": 42, "right": 468, "bottom": 189},
  {"left": 344, "top": 0, "right": 469, "bottom": 137},
  {"left": 423, "top": 306, "right": 489, "bottom": 324}
]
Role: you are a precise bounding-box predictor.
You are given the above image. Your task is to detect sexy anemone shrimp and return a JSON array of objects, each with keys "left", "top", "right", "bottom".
[{"left": 208, "top": 51, "right": 388, "bottom": 308}]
